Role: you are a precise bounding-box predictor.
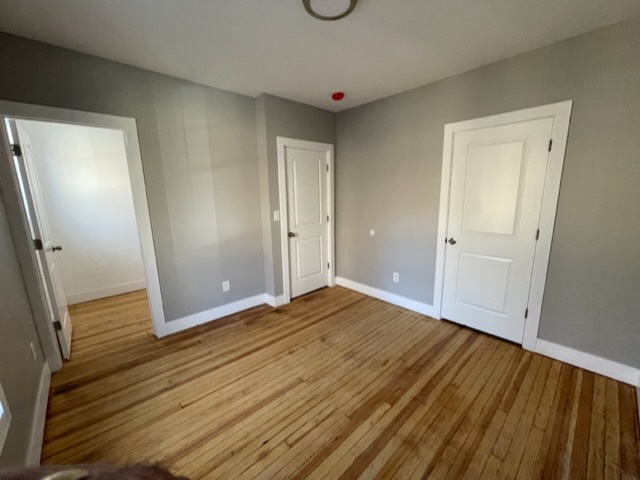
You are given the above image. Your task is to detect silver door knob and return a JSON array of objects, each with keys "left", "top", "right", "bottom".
[
  {"left": 51, "top": 245, "right": 63, "bottom": 252},
  {"left": 288, "top": 232, "right": 297, "bottom": 238},
  {"left": 447, "top": 238, "right": 456, "bottom": 245}
]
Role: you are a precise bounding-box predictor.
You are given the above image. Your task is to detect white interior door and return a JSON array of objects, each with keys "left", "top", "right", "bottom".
[
  {"left": 441, "top": 117, "right": 554, "bottom": 343},
  {"left": 10, "top": 120, "right": 72, "bottom": 359},
  {"left": 286, "top": 146, "right": 329, "bottom": 298}
]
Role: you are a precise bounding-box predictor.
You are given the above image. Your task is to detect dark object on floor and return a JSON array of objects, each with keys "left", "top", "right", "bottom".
[{"left": 0, "top": 464, "right": 188, "bottom": 480}]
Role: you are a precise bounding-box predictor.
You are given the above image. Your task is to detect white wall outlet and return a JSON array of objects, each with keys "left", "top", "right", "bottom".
[
  {"left": 29, "top": 342, "right": 38, "bottom": 362},
  {"left": 393, "top": 272, "right": 400, "bottom": 283},
  {"left": 273, "top": 210, "right": 280, "bottom": 222},
  {"left": 222, "top": 280, "right": 230, "bottom": 292}
]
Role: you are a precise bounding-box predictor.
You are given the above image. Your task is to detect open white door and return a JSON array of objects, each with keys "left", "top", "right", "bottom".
[
  {"left": 441, "top": 117, "right": 554, "bottom": 343},
  {"left": 285, "top": 146, "right": 330, "bottom": 299},
  {"left": 8, "top": 120, "right": 72, "bottom": 359}
]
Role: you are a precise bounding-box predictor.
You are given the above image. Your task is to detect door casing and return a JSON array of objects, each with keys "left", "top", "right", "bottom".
[
  {"left": 277, "top": 137, "right": 335, "bottom": 305},
  {"left": 433, "top": 101, "right": 573, "bottom": 351},
  {"left": 0, "top": 101, "right": 166, "bottom": 370}
]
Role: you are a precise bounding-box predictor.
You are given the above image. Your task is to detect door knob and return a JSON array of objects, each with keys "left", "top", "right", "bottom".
[
  {"left": 288, "top": 232, "right": 297, "bottom": 238},
  {"left": 447, "top": 238, "right": 456, "bottom": 245},
  {"left": 51, "top": 245, "right": 63, "bottom": 252}
]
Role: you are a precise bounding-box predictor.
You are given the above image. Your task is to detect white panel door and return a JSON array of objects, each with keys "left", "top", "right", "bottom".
[
  {"left": 442, "top": 118, "right": 554, "bottom": 343},
  {"left": 10, "top": 120, "right": 73, "bottom": 359},
  {"left": 286, "top": 147, "right": 328, "bottom": 298}
]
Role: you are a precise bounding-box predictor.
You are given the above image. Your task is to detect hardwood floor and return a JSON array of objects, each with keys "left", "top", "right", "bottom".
[{"left": 43, "top": 287, "right": 640, "bottom": 479}]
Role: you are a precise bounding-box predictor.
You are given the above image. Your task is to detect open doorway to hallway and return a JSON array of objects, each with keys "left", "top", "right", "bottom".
[
  {"left": 4, "top": 118, "right": 152, "bottom": 361},
  {"left": 0, "top": 106, "right": 164, "bottom": 371}
]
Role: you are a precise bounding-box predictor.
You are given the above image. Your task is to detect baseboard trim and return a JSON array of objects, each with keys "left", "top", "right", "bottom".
[
  {"left": 637, "top": 385, "right": 640, "bottom": 421},
  {"left": 25, "top": 363, "right": 50, "bottom": 466},
  {"left": 535, "top": 339, "right": 640, "bottom": 386},
  {"left": 336, "top": 277, "right": 438, "bottom": 318},
  {"left": 67, "top": 279, "right": 147, "bottom": 305},
  {"left": 158, "top": 294, "right": 266, "bottom": 337},
  {"left": 264, "top": 294, "right": 285, "bottom": 308}
]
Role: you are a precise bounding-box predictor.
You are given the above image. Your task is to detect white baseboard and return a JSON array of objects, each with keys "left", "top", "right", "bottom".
[
  {"left": 335, "top": 278, "right": 639, "bottom": 387},
  {"left": 67, "top": 279, "right": 147, "bottom": 305},
  {"left": 157, "top": 294, "right": 266, "bottom": 337},
  {"left": 535, "top": 339, "right": 640, "bottom": 386},
  {"left": 264, "top": 294, "right": 285, "bottom": 307},
  {"left": 336, "top": 277, "right": 438, "bottom": 318},
  {"left": 25, "top": 363, "right": 50, "bottom": 466},
  {"left": 0, "top": 383, "right": 11, "bottom": 456}
]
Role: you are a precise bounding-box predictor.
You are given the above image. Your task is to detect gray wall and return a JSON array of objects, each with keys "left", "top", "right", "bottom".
[
  {"left": 256, "top": 94, "right": 336, "bottom": 297},
  {"left": 0, "top": 194, "right": 47, "bottom": 467},
  {"left": 336, "top": 16, "right": 640, "bottom": 368},
  {"left": 0, "top": 33, "right": 265, "bottom": 322}
]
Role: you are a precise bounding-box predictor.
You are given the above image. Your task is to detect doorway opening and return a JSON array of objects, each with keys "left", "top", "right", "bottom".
[
  {"left": 276, "top": 137, "right": 335, "bottom": 305},
  {"left": 0, "top": 102, "right": 165, "bottom": 370}
]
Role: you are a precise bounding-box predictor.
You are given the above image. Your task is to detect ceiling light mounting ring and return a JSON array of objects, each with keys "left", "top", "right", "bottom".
[{"left": 303, "top": 0, "right": 359, "bottom": 21}]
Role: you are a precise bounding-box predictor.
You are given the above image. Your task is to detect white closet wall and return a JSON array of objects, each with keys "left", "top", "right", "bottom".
[{"left": 19, "top": 120, "right": 145, "bottom": 305}]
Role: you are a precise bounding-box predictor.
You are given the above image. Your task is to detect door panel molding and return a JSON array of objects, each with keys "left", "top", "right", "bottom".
[
  {"left": 277, "top": 137, "right": 335, "bottom": 304},
  {"left": 433, "top": 101, "right": 573, "bottom": 350}
]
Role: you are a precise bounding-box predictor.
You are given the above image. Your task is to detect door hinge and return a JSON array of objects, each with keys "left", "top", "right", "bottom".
[
  {"left": 327, "top": 262, "right": 330, "bottom": 269},
  {"left": 548, "top": 139, "right": 553, "bottom": 152},
  {"left": 525, "top": 308, "right": 529, "bottom": 319},
  {"left": 10, "top": 144, "right": 22, "bottom": 157},
  {"left": 33, "top": 238, "right": 44, "bottom": 250},
  {"left": 535, "top": 229, "right": 540, "bottom": 241},
  {"left": 326, "top": 164, "right": 329, "bottom": 172},
  {"left": 53, "top": 320, "right": 62, "bottom": 332},
  {"left": 327, "top": 215, "right": 330, "bottom": 222}
]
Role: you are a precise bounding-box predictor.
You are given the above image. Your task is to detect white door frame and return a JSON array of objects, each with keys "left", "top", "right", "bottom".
[
  {"left": 433, "top": 101, "right": 573, "bottom": 351},
  {"left": 0, "top": 101, "right": 166, "bottom": 370},
  {"left": 276, "top": 137, "right": 335, "bottom": 305}
]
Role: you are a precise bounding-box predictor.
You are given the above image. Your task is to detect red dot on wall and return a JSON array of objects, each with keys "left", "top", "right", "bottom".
[{"left": 332, "top": 92, "right": 345, "bottom": 101}]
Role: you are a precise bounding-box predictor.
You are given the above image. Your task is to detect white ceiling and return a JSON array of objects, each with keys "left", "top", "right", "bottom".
[{"left": 0, "top": 0, "right": 638, "bottom": 112}]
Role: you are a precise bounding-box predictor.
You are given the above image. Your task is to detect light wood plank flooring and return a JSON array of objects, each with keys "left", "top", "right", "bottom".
[{"left": 43, "top": 287, "right": 640, "bottom": 479}]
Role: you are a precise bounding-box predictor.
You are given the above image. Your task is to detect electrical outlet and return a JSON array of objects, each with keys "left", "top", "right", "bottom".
[
  {"left": 29, "top": 342, "right": 38, "bottom": 362},
  {"left": 393, "top": 272, "right": 400, "bottom": 283},
  {"left": 273, "top": 210, "right": 280, "bottom": 222},
  {"left": 222, "top": 280, "right": 230, "bottom": 292}
]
